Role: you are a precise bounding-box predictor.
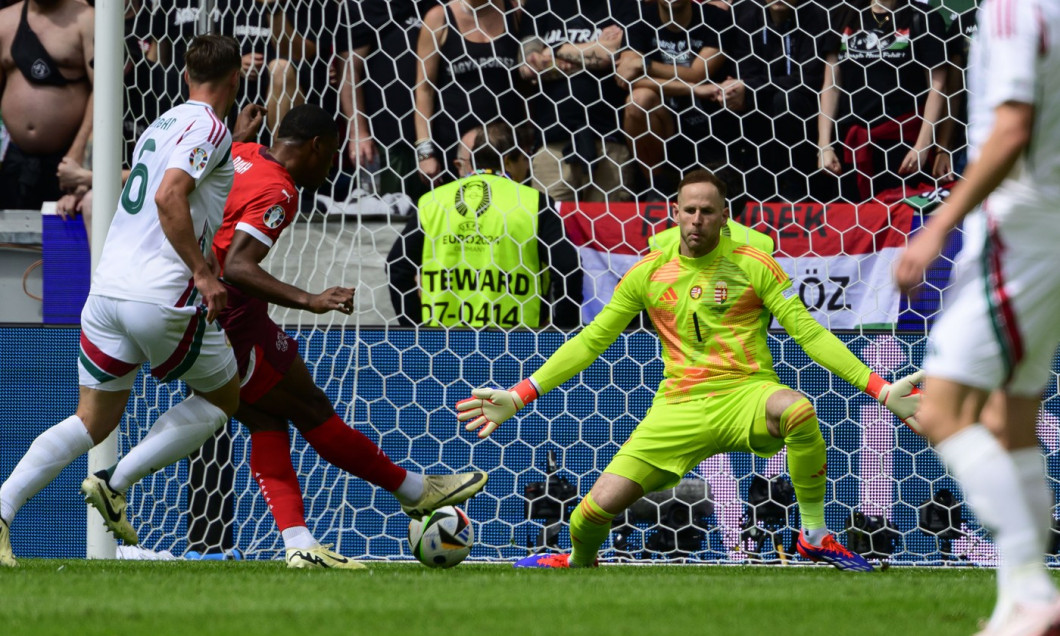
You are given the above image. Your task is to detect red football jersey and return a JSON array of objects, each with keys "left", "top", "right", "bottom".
[{"left": 213, "top": 142, "right": 298, "bottom": 276}]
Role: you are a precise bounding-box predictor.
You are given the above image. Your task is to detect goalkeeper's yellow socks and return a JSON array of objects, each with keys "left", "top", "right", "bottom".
[
  {"left": 778, "top": 398, "right": 828, "bottom": 536},
  {"left": 569, "top": 492, "right": 614, "bottom": 567}
]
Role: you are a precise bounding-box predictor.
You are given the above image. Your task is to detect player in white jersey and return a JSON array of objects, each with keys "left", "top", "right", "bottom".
[
  {"left": 896, "top": 1, "right": 1060, "bottom": 633},
  {"left": 0, "top": 35, "right": 245, "bottom": 567}
]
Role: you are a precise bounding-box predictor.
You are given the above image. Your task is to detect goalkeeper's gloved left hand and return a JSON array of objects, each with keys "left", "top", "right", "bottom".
[
  {"left": 866, "top": 371, "right": 925, "bottom": 435},
  {"left": 456, "top": 379, "right": 539, "bottom": 438}
]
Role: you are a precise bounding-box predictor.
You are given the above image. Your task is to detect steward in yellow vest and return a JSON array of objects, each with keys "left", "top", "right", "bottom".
[{"left": 387, "top": 121, "right": 582, "bottom": 328}]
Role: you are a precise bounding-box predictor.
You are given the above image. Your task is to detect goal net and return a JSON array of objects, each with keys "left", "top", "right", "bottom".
[{"left": 99, "top": 0, "right": 1057, "bottom": 567}]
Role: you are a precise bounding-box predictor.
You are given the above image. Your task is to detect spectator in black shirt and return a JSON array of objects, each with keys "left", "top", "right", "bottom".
[
  {"left": 817, "top": 0, "right": 949, "bottom": 202},
  {"left": 338, "top": 0, "right": 439, "bottom": 200},
  {"left": 413, "top": 0, "right": 525, "bottom": 184},
  {"left": 617, "top": 0, "right": 726, "bottom": 196},
  {"left": 717, "top": 0, "right": 831, "bottom": 201},
  {"left": 519, "top": 0, "right": 639, "bottom": 203}
]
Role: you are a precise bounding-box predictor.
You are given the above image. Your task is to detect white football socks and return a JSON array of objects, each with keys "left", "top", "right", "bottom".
[
  {"left": 0, "top": 415, "right": 94, "bottom": 524},
  {"left": 281, "top": 526, "right": 319, "bottom": 550},
  {"left": 395, "top": 472, "right": 424, "bottom": 502},
  {"left": 936, "top": 425, "right": 1056, "bottom": 606},
  {"left": 1010, "top": 446, "right": 1054, "bottom": 555},
  {"left": 109, "top": 395, "right": 227, "bottom": 491},
  {"left": 802, "top": 527, "right": 829, "bottom": 547}
]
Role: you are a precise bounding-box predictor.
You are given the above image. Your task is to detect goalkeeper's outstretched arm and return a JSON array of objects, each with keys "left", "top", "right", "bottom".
[
  {"left": 456, "top": 279, "right": 644, "bottom": 437},
  {"left": 769, "top": 286, "right": 924, "bottom": 433}
]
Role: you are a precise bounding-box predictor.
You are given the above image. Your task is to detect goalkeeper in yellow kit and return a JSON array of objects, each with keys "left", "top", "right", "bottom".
[{"left": 457, "top": 169, "right": 923, "bottom": 571}]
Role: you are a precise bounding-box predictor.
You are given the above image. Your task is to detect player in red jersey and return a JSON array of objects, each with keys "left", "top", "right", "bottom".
[{"left": 215, "top": 104, "right": 487, "bottom": 569}]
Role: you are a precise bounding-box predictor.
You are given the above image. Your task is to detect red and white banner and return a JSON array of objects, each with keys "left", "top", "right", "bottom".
[{"left": 559, "top": 201, "right": 916, "bottom": 329}]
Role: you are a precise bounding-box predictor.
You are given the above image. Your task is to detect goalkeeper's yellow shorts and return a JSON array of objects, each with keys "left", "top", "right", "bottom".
[{"left": 605, "top": 381, "right": 790, "bottom": 492}]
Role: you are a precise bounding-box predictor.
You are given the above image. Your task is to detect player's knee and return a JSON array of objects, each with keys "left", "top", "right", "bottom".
[
  {"left": 203, "top": 377, "right": 241, "bottom": 419},
  {"left": 290, "top": 386, "right": 335, "bottom": 431},
  {"left": 765, "top": 390, "right": 807, "bottom": 435},
  {"left": 777, "top": 394, "right": 820, "bottom": 439}
]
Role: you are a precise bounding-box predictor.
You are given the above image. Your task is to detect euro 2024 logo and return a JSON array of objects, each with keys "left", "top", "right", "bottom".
[
  {"left": 189, "top": 147, "right": 209, "bottom": 171},
  {"left": 262, "top": 205, "right": 285, "bottom": 229}
]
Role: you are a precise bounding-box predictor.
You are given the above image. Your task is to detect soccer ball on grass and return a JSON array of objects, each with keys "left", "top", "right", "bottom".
[{"left": 408, "top": 505, "right": 474, "bottom": 568}]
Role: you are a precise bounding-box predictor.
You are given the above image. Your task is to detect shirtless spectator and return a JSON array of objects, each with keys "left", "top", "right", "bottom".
[
  {"left": 0, "top": 0, "right": 93, "bottom": 209},
  {"left": 53, "top": 0, "right": 169, "bottom": 239}
]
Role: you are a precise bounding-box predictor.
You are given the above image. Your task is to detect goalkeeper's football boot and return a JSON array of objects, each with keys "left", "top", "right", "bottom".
[
  {"left": 796, "top": 530, "right": 873, "bottom": 572},
  {"left": 513, "top": 553, "right": 599, "bottom": 569},
  {"left": 81, "top": 471, "right": 139, "bottom": 545},
  {"left": 286, "top": 545, "right": 367, "bottom": 570},
  {"left": 397, "top": 471, "right": 488, "bottom": 520},
  {"left": 0, "top": 517, "right": 16, "bottom": 567}
]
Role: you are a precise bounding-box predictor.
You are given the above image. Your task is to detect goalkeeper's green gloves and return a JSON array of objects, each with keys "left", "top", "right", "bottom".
[
  {"left": 866, "top": 370, "right": 925, "bottom": 434},
  {"left": 456, "top": 379, "right": 540, "bottom": 438}
]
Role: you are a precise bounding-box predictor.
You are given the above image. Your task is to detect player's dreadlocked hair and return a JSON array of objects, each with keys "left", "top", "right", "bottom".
[{"left": 275, "top": 104, "right": 338, "bottom": 144}]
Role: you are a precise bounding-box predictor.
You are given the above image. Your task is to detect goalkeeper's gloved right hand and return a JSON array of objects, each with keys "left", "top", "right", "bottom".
[
  {"left": 866, "top": 370, "right": 925, "bottom": 435},
  {"left": 456, "top": 379, "right": 539, "bottom": 438}
]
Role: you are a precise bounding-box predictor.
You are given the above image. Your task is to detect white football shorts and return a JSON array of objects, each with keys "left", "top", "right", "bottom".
[
  {"left": 924, "top": 208, "right": 1060, "bottom": 396},
  {"left": 78, "top": 294, "right": 237, "bottom": 392}
]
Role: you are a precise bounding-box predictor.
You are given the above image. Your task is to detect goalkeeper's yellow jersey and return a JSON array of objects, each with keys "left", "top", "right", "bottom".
[{"left": 531, "top": 234, "right": 873, "bottom": 404}]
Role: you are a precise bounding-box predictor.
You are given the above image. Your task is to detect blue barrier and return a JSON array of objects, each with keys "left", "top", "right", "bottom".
[{"left": 2, "top": 326, "right": 1056, "bottom": 563}]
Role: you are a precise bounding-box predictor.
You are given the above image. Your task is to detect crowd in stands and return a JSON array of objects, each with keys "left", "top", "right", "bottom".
[
  {"left": 0, "top": 0, "right": 980, "bottom": 327},
  {"left": 0, "top": 0, "right": 979, "bottom": 210},
  {"left": 324, "top": 0, "right": 972, "bottom": 206}
]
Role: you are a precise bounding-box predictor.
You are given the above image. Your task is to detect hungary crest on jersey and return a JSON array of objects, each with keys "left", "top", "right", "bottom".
[{"left": 714, "top": 281, "right": 728, "bottom": 304}]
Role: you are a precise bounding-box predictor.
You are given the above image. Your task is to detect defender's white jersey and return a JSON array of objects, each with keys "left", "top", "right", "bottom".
[
  {"left": 966, "top": 0, "right": 1060, "bottom": 236},
  {"left": 92, "top": 100, "right": 234, "bottom": 306}
]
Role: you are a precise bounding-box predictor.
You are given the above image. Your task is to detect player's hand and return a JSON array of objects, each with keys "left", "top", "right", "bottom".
[
  {"left": 234, "top": 104, "right": 266, "bottom": 142},
  {"left": 875, "top": 370, "right": 925, "bottom": 434},
  {"left": 194, "top": 273, "right": 228, "bottom": 323},
  {"left": 456, "top": 388, "right": 526, "bottom": 438},
  {"left": 204, "top": 249, "right": 221, "bottom": 277},
  {"left": 894, "top": 221, "right": 948, "bottom": 296},
  {"left": 308, "top": 286, "right": 355, "bottom": 315}
]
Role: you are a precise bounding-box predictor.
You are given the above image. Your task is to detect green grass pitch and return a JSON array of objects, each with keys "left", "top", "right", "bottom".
[{"left": 3, "top": 559, "right": 1040, "bottom": 635}]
